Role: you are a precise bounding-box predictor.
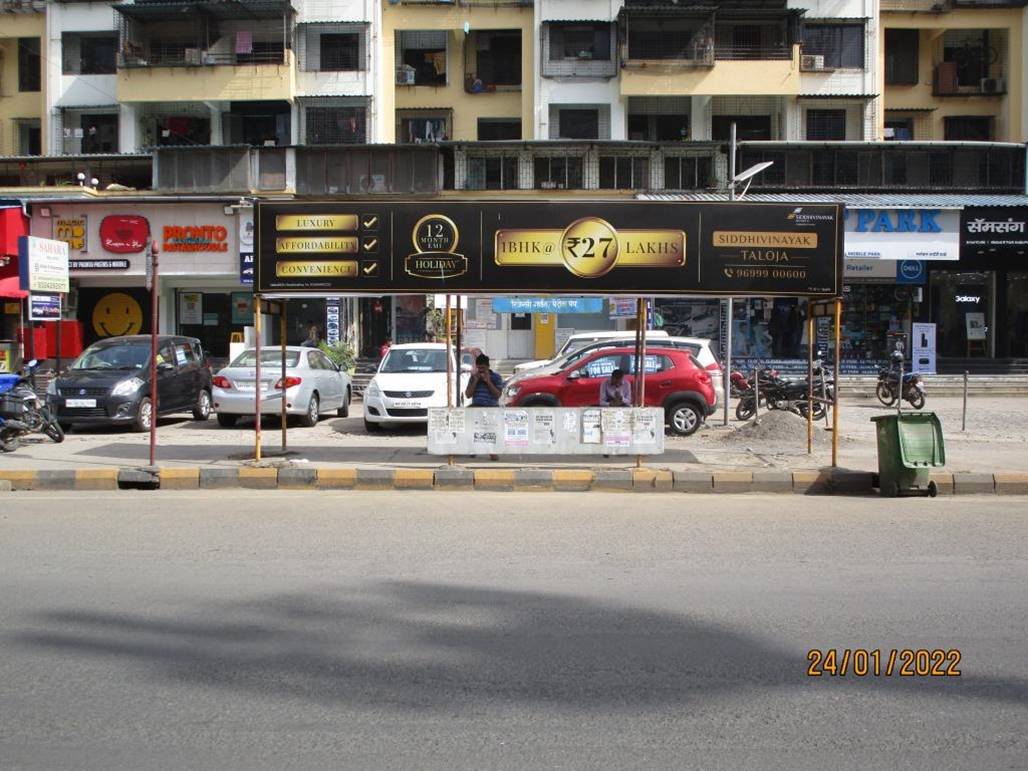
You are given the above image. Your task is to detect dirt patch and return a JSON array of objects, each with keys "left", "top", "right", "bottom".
[{"left": 719, "top": 410, "right": 832, "bottom": 446}]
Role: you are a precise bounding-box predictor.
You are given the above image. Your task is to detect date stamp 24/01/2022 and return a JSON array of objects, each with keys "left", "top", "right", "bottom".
[{"left": 807, "top": 649, "right": 961, "bottom": 677}]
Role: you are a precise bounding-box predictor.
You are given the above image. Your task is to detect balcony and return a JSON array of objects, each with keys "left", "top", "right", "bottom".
[
  {"left": 931, "top": 31, "right": 1008, "bottom": 96},
  {"left": 620, "top": 46, "right": 801, "bottom": 96},
  {"left": 736, "top": 141, "right": 1025, "bottom": 192},
  {"left": 114, "top": 0, "right": 295, "bottom": 101},
  {"left": 463, "top": 29, "right": 522, "bottom": 93},
  {"left": 542, "top": 22, "right": 617, "bottom": 79}
]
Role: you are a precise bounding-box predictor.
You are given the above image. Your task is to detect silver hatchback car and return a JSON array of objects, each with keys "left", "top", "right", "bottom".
[{"left": 212, "top": 346, "right": 352, "bottom": 428}]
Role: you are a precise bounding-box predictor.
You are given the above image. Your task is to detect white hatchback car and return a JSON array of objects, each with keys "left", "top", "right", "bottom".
[
  {"left": 363, "top": 343, "right": 469, "bottom": 431},
  {"left": 212, "top": 346, "right": 351, "bottom": 428}
]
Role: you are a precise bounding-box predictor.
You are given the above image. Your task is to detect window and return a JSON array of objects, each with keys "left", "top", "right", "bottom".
[
  {"left": 629, "top": 355, "right": 674, "bottom": 375},
  {"left": 884, "top": 118, "right": 914, "bottom": 141},
  {"left": 806, "top": 109, "right": 847, "bottom": 141},
  {"left": 474, "top": 31, "right": 522, "bottom": 87},
  {"left": 237, "top": 40, "right": 284, "bottom": 65},
  {"left": 885, "top": 29, "right": 918, "bottom": 85},
  {"left": 599, "top": 156, "right": 649, "bottom": 189},
  {"left": 549, "top": 24, "right": 611, "bottom": 61},
  {"left": 802, "top": 24, "right": 864, "bottom": 69},
  {"left": 627, "top": 18, "right": 711, "bottom": 61},
  {"left": 942, "top": 30, "right": 992, "bottom": 88},
  {"left": 511, "top": 313, "right": 532, "bottom": 331},
  {"left": 398, "top": 31, "right": 446, "bottom": 86},
  {"left": 81, "top": 114, "right": 119, "bottom": 153},
  {"left": 477, "top": 118, "right": 521, "bottom": 140},
  {"left": 17, "top": 120, "right": 41, "bottom": 156},
  {"left": 62, "top": 33, "right": 118, "bottom": 75},
  {"left": 663, "top": 156, "right": 712, "bottom": 189},
  {"left": 305, "top": 106, "right": 366, "bottom": 144},
  {"left": 399, "top": 116, "right": 448, "bottom": 143},
  {"left": 712, "top": 116, "right": 772, "bottom": 141},
  {"left": 18, "top": 37, "right": 40, "bottom": 92},
  {"left": 628, "top": 113, "right": 689, "bottom": 141},
  {"left": 321, "top": 33, "right": 359, "bottom": 71},
  {"left": 944, "top": 116, "right": 992, "bottom": 141},
  {"left": 534, "top": 156, "right": 583, "bottom": 189},
  {"left": 467, "top": 156, "right": 519, "bottom": 190},
  {"left": 581, "top": 355, "right": 622, "bottom": 379},
  {"left": 559, "top": 109, "right": 599, "bottom": 139}
]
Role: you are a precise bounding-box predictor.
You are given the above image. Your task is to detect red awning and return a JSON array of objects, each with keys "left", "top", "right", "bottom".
[
  {"left": 0, "top": 206, "right": 27, "bottom": 256},
  {"left": 0, "top": 276, "right": 27, "bottom": 300}
]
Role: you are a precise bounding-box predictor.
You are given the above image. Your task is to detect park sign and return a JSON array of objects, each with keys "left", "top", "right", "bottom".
[
  {"left": 256, "top": 201, "right": 843, "bottom": 298},
  {"left": 19, "top": 235, "right": 69, "bottom": 293}
]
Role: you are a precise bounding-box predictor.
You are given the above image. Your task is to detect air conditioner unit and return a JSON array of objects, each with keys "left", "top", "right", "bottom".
[
  {"left": 981, "top": 77, "right": 1005, "bottom": 94},
  {"left": 801, "top": 54, "right": 825, "bottom": 71}
]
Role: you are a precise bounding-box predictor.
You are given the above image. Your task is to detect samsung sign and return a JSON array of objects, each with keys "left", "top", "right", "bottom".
[{"left": 844, "top": 208, "right": 960, "bottom": 261}]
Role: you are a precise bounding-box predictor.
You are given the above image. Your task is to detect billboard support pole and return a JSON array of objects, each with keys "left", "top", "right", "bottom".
[
  {"left": 807, "top": 304, "right": 814, "bottom": 455},
  {"left": 723, "top": 298, "right": 732, "bottom": 426},
  {"left": 280, "top": 301, "right": 287, "bottom": 452},
  {"left": 455, "top": 297, "right": 463, "bottom": 407},
  {"left": 636, "top": 298, "right": 648, "bottom": 469},
  {"left": 832, "top": 298, "right": 841, "bottom": 468},
  {"left": 255, "top": 296, "right": 262, "bottom": 463},
  {"left": 55, "top": 294, "right": 62, "bottom": 376},
  {"left": 148, "top": 241, "right": 159, "bottom": 468},
  {"left": 444, "top": 294, "right": 453, "bottom": 466}
]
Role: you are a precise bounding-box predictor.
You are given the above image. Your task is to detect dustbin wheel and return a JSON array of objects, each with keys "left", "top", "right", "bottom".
[{"left": 928, "top": 480, "right": 938, "bottom": 498}]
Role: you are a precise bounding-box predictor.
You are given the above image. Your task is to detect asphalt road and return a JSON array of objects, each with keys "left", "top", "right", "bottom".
[{"left": 1, "top": 492, "right": 1026, "bottom": 770}]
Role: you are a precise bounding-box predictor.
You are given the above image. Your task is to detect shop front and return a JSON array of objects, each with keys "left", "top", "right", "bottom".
[
  {"left": 923, "top": 206, "right": 1028, "bottom": 368},
  {"left": 37, "top": 200, "right": 248, "bottom": 364}
]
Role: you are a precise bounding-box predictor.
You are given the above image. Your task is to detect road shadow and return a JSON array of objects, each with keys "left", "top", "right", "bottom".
[{"left": 11, "top": 582, "right": 1026, "bottom": 711}]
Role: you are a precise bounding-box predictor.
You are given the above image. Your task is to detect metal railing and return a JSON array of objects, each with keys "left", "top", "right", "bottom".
[
  {"left": 714, "top": 45, "right": 792, "bottom": 61},
  {"left": 119, "top": 48, "right": 287, "bottom": 68}
]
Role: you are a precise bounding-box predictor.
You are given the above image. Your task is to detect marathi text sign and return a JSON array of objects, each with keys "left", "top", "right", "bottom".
[{"left": 257, "top": 201, "right": 842, "bottom": 298}]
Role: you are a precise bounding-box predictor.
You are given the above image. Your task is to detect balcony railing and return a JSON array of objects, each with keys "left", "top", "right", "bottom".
[
  {"left": 933, "top": 62, "right": 1006, "bottom": 96},
  {"left": 119, "top": 48, "right": 287, "bottom": 68},
  {"left": 715, "top": 45, "right": 792, "bottom": 61}
]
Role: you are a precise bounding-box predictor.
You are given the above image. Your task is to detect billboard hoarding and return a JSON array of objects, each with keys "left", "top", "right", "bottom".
[{"left": 257, "top": 201, "right": 842, "bottom": 298}]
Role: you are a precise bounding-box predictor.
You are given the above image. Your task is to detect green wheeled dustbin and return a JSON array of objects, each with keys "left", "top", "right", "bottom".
[{"left": 870, "top": 412, "right": 945, "bottom": 497}]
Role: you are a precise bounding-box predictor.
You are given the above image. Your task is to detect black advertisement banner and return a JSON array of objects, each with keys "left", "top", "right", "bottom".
[
  {"left": 961, "top": 206, "right": 1028, "bottom": 257},
  {"left": 256, "top": 201, "right": 843, "bottom": 298}
]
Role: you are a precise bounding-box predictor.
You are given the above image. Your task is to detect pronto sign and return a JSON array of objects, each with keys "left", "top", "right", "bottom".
[
  {"left": 18, "top": 236, "right": 69, "bottom": 293},
  {"left": 257, "top": 201, "right": 843, "bottom": 298}
]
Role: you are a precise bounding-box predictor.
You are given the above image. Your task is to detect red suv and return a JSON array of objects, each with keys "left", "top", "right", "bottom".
[{"left": 501, "top": 346, "right": 716, "bottom": 436}]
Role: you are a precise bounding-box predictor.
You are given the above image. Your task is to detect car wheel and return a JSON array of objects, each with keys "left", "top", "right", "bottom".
[
  {"left": 667, "top": 402, "right": 702, "bottom": 436},
  {"left": 217, "top": 413, "right": 238, "bottom": 428},
  {"left": 337, "top": 387, "right": 350, "bottom": 418},
  {"left": 192, "top": 389, "right": 212, "bottom": 421},
  {"left": 364, "top": 417, "right": 380, "bottom": 433},
  {"left": 300, "top": 393, "right": 319, "bottom": 427},
  {"left": 134, "top": 397, "right": 152, "bottom": 433}
]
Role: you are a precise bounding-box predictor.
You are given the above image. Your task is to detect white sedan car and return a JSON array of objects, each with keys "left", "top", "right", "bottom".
[
  {"left": 212, "top": 346, "right": 351, "bottom": 428},
  {"left": 363, "top": 343, "right": 469, "bottom": 431}
]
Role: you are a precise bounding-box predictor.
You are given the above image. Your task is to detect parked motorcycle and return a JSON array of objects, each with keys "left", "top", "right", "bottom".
[
  {"left": 876, "top": 350, "right": 925, "bottom": 409},
  {"left": 0, "top": 360, "right": 65, "bottom": 449},
  {"left": 735, "top": 359, "right": 834, "bottom": 422}
]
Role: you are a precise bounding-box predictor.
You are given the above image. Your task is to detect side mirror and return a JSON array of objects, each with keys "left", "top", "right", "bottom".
[
  {"left": 567, "top": 370, "right": 581, "bottom": 380},
  {"left": 157, "top": 361, "right": 174, "bottom": 372},
  {"left": 26, "top": 359, "right": 38, "bottom": 369}
]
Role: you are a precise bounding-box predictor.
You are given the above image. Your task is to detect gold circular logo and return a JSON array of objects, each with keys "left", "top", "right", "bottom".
[
  {"left": 413, "top": 214, "right": 459, "bottom": 254},
  {"left": 559, "top": 217, "right": 620, "bottom": 278}
]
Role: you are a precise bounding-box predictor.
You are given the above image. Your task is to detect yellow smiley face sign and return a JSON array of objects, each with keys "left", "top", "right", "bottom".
[{"left": 92, "top": 292, "right": 144, "bottom": 337}]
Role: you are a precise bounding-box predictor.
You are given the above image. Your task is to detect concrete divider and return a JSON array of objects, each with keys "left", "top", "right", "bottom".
[{"left": 0, "top": 466, "right": 1022, "bottom": 495}]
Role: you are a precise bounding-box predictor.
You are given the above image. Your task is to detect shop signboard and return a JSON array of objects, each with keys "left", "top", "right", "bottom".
[
  {"left": 844, "top": 208, "right": 959, "bottom": 261},
  {"left": 29, "top": 293, "right": 61, "bottom": 321},
  {"left": 911, "top": 322, "right": 936, "bottom": 375},
  {"left": 232, "top": 292, "right": 254, "bottom": 326},
  {"left": 492, "top": 296, "right": 604, "bottom": 314},
  {"left": 100, "top": 215, "right": 149, "bottom": 254},
  {"left": 257, "top": 201, "right": 843, "bottom": 298},
  {"left": 162, "top": 225, "right": 230, "bottom": 253},
  {"left": 961, "top": 207, "right": 1028, "bottom": 257},
  {"left": 325, "top": 300, "right": 340, "bottom": 344},
  {"left": 70, "top": 259, "right": 129, "bottom": 270},
  {"left": 18, "top": 236, "right": 69, "bottom": 293},
  {"left": 609, "top": 297, "right": 638, "bottom": 317},
  {"left": 54, "top": 216, "right": 87, "bottom": 253},
  {"left": 240, "top": 252, "right": 254, "bottom": 285}
]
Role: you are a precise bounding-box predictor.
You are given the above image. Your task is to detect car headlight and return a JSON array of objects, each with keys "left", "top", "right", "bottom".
[
  {"left": 111, "top": 377, "right": 145, "bottom": 397},
  {"left": 366, "top": 381, "right": 381, "bottom": 398},
  {"left": 46, "top": 379, "right": 57, "bottom": 396},
  {"left": 505, "top": 384, "right": 520, "bottom": 397}
]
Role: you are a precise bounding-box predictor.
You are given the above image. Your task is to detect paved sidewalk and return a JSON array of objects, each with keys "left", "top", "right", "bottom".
[{"left": 1, "top": 395, "right": 1024, "bottom": 474}]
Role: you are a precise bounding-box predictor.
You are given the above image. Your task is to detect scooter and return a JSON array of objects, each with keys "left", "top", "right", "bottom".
[
  {"left": 0, "top": 360, "right": 64, "bottom": 447},
  {"left": 0, "top": 416, "right": 28, "bottom": 452}
]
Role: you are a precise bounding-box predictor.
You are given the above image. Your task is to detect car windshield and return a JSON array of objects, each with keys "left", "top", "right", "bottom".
[
  {"left": 381, "top": 348, "right": 448, "bottom": 373},
  {"left": 229, "top": 350, "right": 301, "bottom": 368},
  {"left": 71, "top": 341, "right": 151, "bottom": 371}
]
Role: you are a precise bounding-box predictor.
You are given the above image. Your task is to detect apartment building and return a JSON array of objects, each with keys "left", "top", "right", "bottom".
[
  {"left": 881, "top": 0, "right": 1026, "bottom": 141},
  {"left": 0, "top": 0, "right": 46, "bottom": 156}
]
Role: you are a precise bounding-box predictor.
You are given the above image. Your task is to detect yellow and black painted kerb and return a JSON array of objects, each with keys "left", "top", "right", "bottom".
[{"left": 255, "top": 200, "right": 844, "bottom": 299}]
